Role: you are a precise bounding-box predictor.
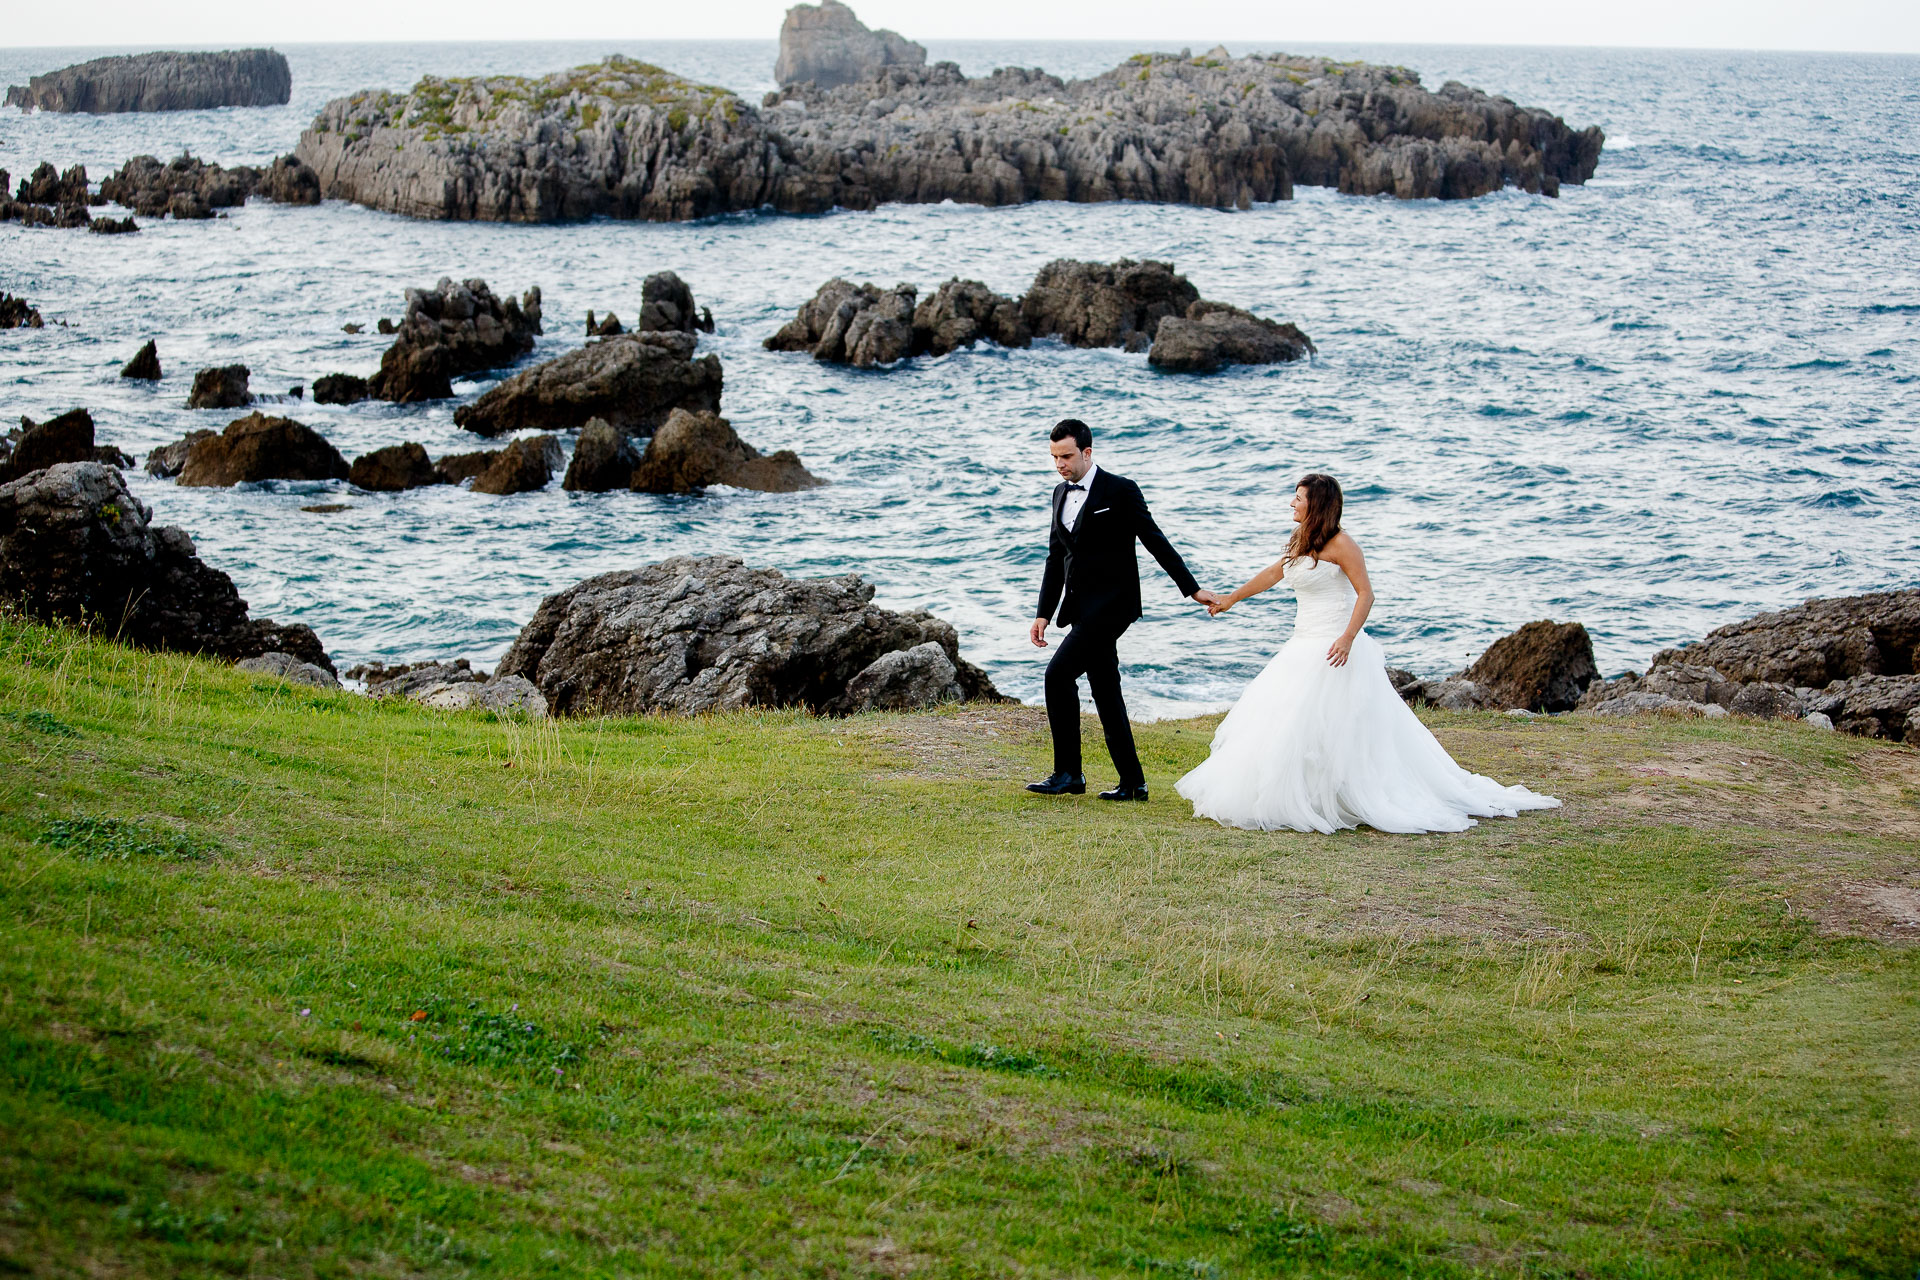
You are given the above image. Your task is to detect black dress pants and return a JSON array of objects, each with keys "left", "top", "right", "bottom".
[{"left": 1045, "top": 621, "right": 1143, "bottom": 785}]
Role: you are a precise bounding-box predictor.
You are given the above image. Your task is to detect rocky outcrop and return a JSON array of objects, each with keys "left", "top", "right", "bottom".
[
  {"left": 0, "top": 462, "right": 330, "bottom": 670},
  {"left": 775, "top": 1, "right": 925, "bottom": 90},
  {"left": 12, "top": 161, "right": 90, "bottom": 205},
  {"left": 97, "top": 152, "right": 313, "bottom": 217},
  {"left": 411, "top": 674, "right": 548, "bottom": 717},
  {"left": 89, "top": 215, "right": 139, "bottom": 234},
  {"left": 121, "top": 341, "right": 162, "bottom": 380},
  {"left": 629, "top": 409, "right": 822, "bottom": 494},
  {"left": 351, "top": 658, "right": 485, "bottom": 696},
  {"left": 1023, "top": 259, "right": 1200, "bottom": 352},
  {"left": 1, "top": 410, "right": 133, "bottom": 481},
  {"left": 367, "top": 278, "right": 542, "bottom": 403},
  {"left": 173, "top": 413, "right": 351, "bottom": 487},
  {"left": 1574, "top": 591, "right": 1920, "bottom": 743},
  {"left": 348, "top": 442, "right": 442, "bottom": 491},
  {"left": 1, "top": 294, "right": 45, "bottom": 329},
  {"left": 292, "top": 47, "right": 1601, "bottom": 225},
  {"left": 188, "top": 364, "right": 252, "bottom": 410},
  {"left": 6, "top": 50, "right": 292, "bottom": 113},
  {"left": 434, "top": 450, "right": 499, "bottom": 485},
  {"left": 1147, "top": 301, "right": 1315, "bottom": 372},
  {"left": 496, "top": 555, "right": 1003, "bottom": 716},
  {"left": 237, "top": 651, "right": 341, "bottom": 689},
  {"left": 312, "top": 373, "right": 369, "bottom": 404},
  {"left": 561, "top": 418, "right": 639, "bottom": 492},
  {"left": 587, "top": 311, "right": 624, "bottom": 336},
  {"left": 471, "top": 435, "right": 563, "bottom": 495},
  {"left": 1459, "top": 620, "right": 1598, "bottom": 713},
  {"left": 638, "top": 271, "right": 713, "bottom": 334},
  {"left": 841, "top": 641, "right": 964, "bottom": 712},
  {"left": 767, "top": 277, "right": 1028, "bottom": 365},
  {"left": 453, "top": 331, "right": 722, "bottom": 437},
  {"left": 145, "top": 430, "right": 214, "bottom": 478}
]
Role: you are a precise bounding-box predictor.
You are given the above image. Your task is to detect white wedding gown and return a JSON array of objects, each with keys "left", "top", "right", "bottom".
[{"left": 1176, "top": 557, "right": 1561, "bottom": 834}]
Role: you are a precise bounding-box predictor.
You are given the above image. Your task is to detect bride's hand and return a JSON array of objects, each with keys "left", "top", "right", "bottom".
[
  {"left": 1207, "top": 595, "right": 1233, "bottom": 617},
  {"left": 1327, "top": 635, "right": 1353, "bottom": 667}
]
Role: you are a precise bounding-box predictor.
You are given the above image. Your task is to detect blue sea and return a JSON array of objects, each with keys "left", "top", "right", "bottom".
[{"left": 2, "top": 40, "right": 1916, "bottom": 714}]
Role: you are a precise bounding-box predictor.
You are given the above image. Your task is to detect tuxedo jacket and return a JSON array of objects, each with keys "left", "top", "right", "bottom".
[{"left": 1036, "top": 467, "right": 1199, "bottom": 632}]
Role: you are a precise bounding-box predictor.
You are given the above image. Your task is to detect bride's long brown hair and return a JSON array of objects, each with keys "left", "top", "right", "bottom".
[{"left": 1282, "top": 473, "right": 1343, "bottom": 572}]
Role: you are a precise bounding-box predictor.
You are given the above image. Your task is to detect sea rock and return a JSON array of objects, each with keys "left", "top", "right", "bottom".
[
  {"left": 1148, "top": 300, "right": 1315, "bottom": 372},
  {"left": 5, "top": 49, "right": 293, "bottom": 113},
  {"left": 764, "top": 278, "right": 918, "bottom": 366},
  {"left": 0, "top": 198, "right": 92, "bottom": 229},
  {"left": 188, "top": 364, "right": 252, "bottom": 410},
  {"left": 1459, "top": 620, "right": 1598, "bottom": 713},
  {"left": 367, "top": 277, "right": 542, "bottom": 403},
  {"left": 410, "top": 674, "right": 549, "bottom": 717},
  {"left": 13, "top": 162, "right": 90, "bottom": 205},
  {"left": 471, "top": 434, "right": 564, "bottom": 495},
  {"left": 174, "top": 412, "right": 351, "bottom": 487},
  {"left": 638, "top": 271, "right": 712, "bottom": 334},
  {"left": 348, "top": 442, "right": 442, "bottom": 491},
  {"left": 589, "top": 311, "right": 624, "bottom": 337},
  {"left": 495, "top": 555, "right": 1003, "bottom": 716},
  {"left": 434, "top": 450, "right": 499, "bottom": 485},
  {"left": 97, "top": 152, "right": 308, "bottom": 217},
  {"left": 121, "top": 341, "right": 162, "bottom": 380},
  {"left": 0, "top": 461, "right": 330, "bottom": 670},
  {"left": 89, "top": 215, "right": 139, "bottom": 234},
  {"left": 312, "top": 373, "right": 369, "bottom": 404},
  {"left": 775, "top": 0, "right": 926, "bottom": 90},
  {"left": 841, "top": 641, "right": 961, "bottom": 712},
  {"left": 236, "top": 651, "right": 341, "bottom": 689},
  {"left": 1022, "top": 259, "right": 1199, "bottom": 352},
  {"left": 145, "top": 430, "right": 214, "bottom": 478},
  {"left": 911, "top": 277, "right": 1030, "bottom": 356},
  {"left": 255, "top": 154, "right": 322, "bottom": 205},
  {"left": 0, "top": 409, "right": 117, "bottom": 482},
  {"left": 561, "top": 418, "right": 639, "bottom": 492},
  {"left": 453, "top": 331, "right": 722, "bottom": 437},
  {"left": 293, "top": 48, "right": 1600, "bottom": 225},
  {"left": 629, "top": 409, "right": 823, "bottom": 494},
  {"left": 1648, "top": 590, "right": 1920, "bottom": 688},
  {"left": 0, "top": 294, "right": 45, "bottom": 329}
]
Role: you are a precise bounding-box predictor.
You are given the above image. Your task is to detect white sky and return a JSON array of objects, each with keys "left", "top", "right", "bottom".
[{"left": 4, "top": 0, "right": 1916, "bottom": 53}]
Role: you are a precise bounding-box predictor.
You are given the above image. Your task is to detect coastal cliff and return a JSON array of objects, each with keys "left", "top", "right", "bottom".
[
  {"left": 6, "top": 50, "right": 292, "bottom": 113},
  {"left": 291, "top": 49, "right": 1602, "bottom": 224}
]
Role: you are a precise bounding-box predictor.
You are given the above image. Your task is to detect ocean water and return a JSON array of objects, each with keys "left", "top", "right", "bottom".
[{"left": 2, "top": 40, "right": 1916, "bottom": 715}]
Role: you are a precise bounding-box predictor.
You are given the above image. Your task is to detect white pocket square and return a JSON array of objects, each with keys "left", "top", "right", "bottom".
[{"left": 1091, "top": 506, "right": 1111, "bottom": 514}]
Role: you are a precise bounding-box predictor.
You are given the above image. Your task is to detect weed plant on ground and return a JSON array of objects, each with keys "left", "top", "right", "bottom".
[{"left": 0, "top": 616, "right": 1913, "bottom": 1276}]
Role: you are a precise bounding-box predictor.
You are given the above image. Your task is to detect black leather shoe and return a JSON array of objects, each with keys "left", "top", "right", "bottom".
[
  {"left": 1099, "top": 783, "right": 1150, "bottom": 802},
  {"left": 1025, "top": 771, "right": 1087, "bottom": 795}
]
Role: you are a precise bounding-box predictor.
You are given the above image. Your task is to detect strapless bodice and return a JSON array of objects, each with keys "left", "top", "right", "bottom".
[{"left": 1284, "top": 556, "right": 1357, "bottom": 637}]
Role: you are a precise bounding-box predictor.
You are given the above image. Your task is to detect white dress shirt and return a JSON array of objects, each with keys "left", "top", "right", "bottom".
[{"left": 1061, "top": 463, "right": 1099, "bottom": 531}]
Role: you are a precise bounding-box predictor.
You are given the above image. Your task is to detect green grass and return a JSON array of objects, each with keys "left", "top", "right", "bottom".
[{"left": 0, "top": 615, "right": 1914, "bottom": 1277}]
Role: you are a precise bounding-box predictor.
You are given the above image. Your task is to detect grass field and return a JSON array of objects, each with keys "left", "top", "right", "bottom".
[{"left": 1, "top": 614, "right": 1915, "bottom": 1278}]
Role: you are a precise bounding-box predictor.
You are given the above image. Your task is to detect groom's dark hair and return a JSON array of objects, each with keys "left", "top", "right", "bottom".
[{"left": 1050, "top": 419, "right": 1093, "bottom": 450}]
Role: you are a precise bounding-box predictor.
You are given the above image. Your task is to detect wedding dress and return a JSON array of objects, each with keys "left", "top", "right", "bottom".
[{"left": 1176, "top": 556, "right": 1561, "bottom": 834}]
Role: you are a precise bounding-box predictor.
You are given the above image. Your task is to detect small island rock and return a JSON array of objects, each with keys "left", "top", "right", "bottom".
[
  {"left": 6, "top": 49, "right": 292, "bottom": 113},
  {"left": 175, "top": 412, "right": 351, "bottom": 487},
  {"left": 561, "top": 418, "right": 640, "bottom": 492},
  {"left": 368, "top": 278, "right": 542, "bottom": 403},
  {"left": 630, "top": 409, "right": 822, "bottom": 495},
  {"left": 121, "top": 340, "right": 162, "bottom": 380},
  {"left": 348, "top": 442, "right": 442, "bottom": 491},
  {"left": 453, "top": 331, "right": 722, "bottom": 437},
  {"left": 188, "top": 364, "right": 252, "bottom": 410},
  {"left": 775, "top": 0, "right": 926, "bottom": 90}
]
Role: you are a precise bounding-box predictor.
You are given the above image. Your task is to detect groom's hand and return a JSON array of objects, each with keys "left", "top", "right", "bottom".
[
  {"left": 1191, "top": 589, "right": 1221, "bottom": 610},
  {"left": 1029, "top": 616, "right": 1049, "bottom": 648}
]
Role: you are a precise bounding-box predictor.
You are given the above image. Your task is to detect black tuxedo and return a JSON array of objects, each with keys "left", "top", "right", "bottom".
[{"left": 1035, "top": 467, "right": 1199, "bottom": 786}]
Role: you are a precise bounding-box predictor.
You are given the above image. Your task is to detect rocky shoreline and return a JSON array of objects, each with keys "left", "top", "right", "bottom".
[{"left": 291, "top": 4, "right": 1600, "bottom": 224}]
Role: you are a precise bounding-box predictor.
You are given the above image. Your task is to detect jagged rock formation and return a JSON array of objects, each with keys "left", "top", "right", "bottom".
[
  {"left": 1395, "top": 619, "right": 1599, "bottom": 714},
  {"left": 1023, "top": 259, "right": 1199, "bottom": 351},
  {"left": 767, "top": 277, "right": 1030, "bottom": 366},
  {"left": 6, "top": 49, "right": 292, "bottom": 113},
  {"left": 145, "top": 431, "right": 214, "bottom": 478},
  {"left": 434, "top": 450, "right": 499, "bottom": 485},
  {"left": 348, "top": 442, "right": 442, "bottom": 491},
  {"left": 1, "top": 409, "right": 133, "bottom": 482},
  {"left": 312, "top": 373, "right": 369, "bottom": 404},
  {"left": 587, "top": 311, "right": 624, "bottom": 336},
  {"left": 292, "top": 45, "right": 1601, "bottom": 225},
  {"left": 629, "top": 409, "right": 822, "bottom": 494},
  {"left": 1578, "top": 591, "right": 1920, "bottom": 743},
  {"left": 775, "top": 1, "right": 926, "bottom": 90},
  {"left": 120, "top": 342, "right": 162, "bottom": 380},
  {"left": 561, "top": 419, "right": 639, "bottom": 492},
  {"left": 453, "top": 331, "right": 722, "bottom": 437},
  {"left": 0, "top": 295, "right": 45, "bottom": 329},
  {"left": 350, "top": 658, "right": 486, "bottom": 695},
  {"left": 188, "top": 365, "right": 252, "bottom": 409},
  {"left": 1148, "top": 301, "right": 1315, "bottom": 372},
  {"left": 471, "top": 435, "right": 563, "bottom": 495},
  {"left": 170, "top": 413, "right": 351, "bottom": 487},
  {"left": 368, "top": 278, "right": 542, "bottom": 402},
  {"left": 12, "top": 162, "right": 90, "bottom": 205},
  {"left": 496, "top": 555, "right": 1003, "bottom": 716},
  {"left": 0, "top": 462, "right": 330, "bottom": 670},
  {"left": 96, "top": 152, "right": 316, "bottom": 217},
  {"left": 89, "top": 215, "right": 139, "bottom": 234},
  {"left": 638, "top": 271, "right": 713, "bottom": 334}
]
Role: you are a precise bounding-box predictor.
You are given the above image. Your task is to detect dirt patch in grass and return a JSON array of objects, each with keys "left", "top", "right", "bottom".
[{"left": 853, "top": 704, "right": 1048, "bottom": 780}]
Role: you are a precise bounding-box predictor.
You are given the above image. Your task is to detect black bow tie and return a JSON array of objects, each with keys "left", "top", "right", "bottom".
[{"left": 1065, "top": 483, "right": 1085, "bottom": 491}]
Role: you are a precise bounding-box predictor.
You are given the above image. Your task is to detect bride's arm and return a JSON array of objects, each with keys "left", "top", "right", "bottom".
[
  {"left": 1323, "top": 533, "right": 1375, "bottom": 667},
  {"left": 1211, "top": 557, "right": 1288, "bottom": 614}
]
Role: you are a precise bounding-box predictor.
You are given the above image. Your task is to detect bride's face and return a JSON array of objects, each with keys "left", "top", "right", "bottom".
[{"left": 1289, "top": 486, "right": 1309, "bottom": 524}]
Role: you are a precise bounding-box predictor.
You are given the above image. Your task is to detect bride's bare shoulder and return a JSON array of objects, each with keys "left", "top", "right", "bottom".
[{"left": 1323, "top": 529, "right": 1364, "bottom": 562}]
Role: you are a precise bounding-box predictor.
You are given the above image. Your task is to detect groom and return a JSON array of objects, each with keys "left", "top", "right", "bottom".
[{"left": 1028, "top": 419, "right": 1216, "bottom": 801}]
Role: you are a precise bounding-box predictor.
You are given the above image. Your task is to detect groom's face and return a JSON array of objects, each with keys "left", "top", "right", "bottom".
[{"left": 1050, "top": 438, "right": 1093, "bottom": 482}]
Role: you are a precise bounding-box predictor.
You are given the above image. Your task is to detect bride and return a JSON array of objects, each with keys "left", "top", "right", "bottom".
[{"left": 1176, "top": 473, "right": 1560, "bottom": 834}]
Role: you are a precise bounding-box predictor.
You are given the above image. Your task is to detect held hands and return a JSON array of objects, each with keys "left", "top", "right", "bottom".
[
  {"left": 1197, "top": 590, "right": 1233, "bottom": 617},
  {"left": 1326, "top": 634, "right": 1354, "bottom": 667}
]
